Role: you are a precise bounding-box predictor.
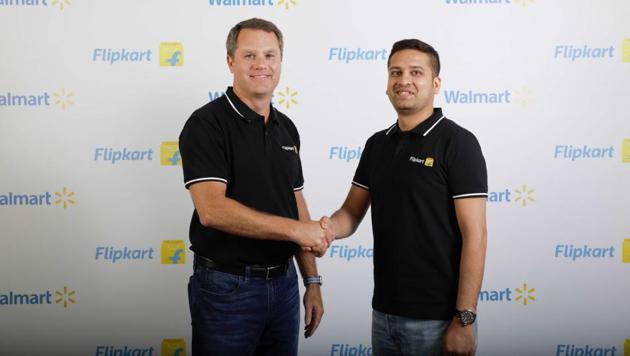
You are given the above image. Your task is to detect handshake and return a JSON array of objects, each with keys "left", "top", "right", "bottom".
[{"left": 294, "top": 217, "right": 335, "bottom": 257}]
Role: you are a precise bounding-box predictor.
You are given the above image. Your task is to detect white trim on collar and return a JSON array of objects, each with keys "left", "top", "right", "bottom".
[
  {"left": 224, "top": 92, "right": 245, "bottom": 118},
  {"left": 423, "top": 115, "right": 445, "bottom": 136},
  {"left": 385, "top": 123, "right": 397, "bottom": 136}
]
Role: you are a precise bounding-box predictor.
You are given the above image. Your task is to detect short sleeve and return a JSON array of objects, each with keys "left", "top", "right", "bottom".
[
  {"left": 351, "top": 135, "right": 374, "bottom": 191},
  {"left": 446, "top": 130, "right": 488, "bottom": 199},
  {"left": 179, "top": 111, "right": 229, "bottom": 189}
]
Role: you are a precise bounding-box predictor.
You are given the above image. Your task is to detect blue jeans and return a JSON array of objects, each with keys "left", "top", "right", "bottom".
[
  {"left": 188, "top": 258, "right": 299, "bottom": 356},
  {"left": 372, "top": 310, "right": 451, "bottom": 356}
]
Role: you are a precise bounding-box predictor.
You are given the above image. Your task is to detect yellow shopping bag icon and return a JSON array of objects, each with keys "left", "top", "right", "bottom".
[
  {"left": 160, "top": 141, "right": 181, "bottom": 166},
  {"left": 161, "top": 240, "right": 186, "bottom": 265},
  {"left": 623, "top": 239, "right": 630, "bottom": 263},
  {"left": 162, "top": 338, "right": 186, "bottom": 356},
  {"left": 160, "top": 42, "right": 184, "bottom": 67}
]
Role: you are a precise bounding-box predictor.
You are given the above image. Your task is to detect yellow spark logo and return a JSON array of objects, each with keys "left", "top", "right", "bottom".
[
  {"left": 513, "top": 86, "right": 534, "bottom": 107},
  {"left": 54, "top": 187, "right": 76, "bottom": 209},
  {"left": 277, "top": 87, "right": 298, "bottom": 109},
  {"left": 514, "top": 184, "right": 535, "bottom": 207},
  {"left": 55, "top": 286, "right": 76, "bottom": 309},
  {"left": 514, "top": 283, "right": 535, "bottom": 305},
  {"left": 513, "top": 0, "right": 535, "bottom": 7},
  {"left": 53, "top": 88, "right": 74, "bottom": 110},
  {"left": 277, "top": 0, "right": 297, "bottom": 10},
  {"left": 51, "top": 0, "right": 72, "bottom": 11}
]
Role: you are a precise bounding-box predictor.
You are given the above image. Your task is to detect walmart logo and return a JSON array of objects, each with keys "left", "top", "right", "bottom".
[
  {"left": 487, "top": 184, "right": 535, "bottom": 207},
  {"left": 0, "top": 88, "right": 73, "bottom": 110},
  {"left": 0, "top": 0, "right": 72, "bottom": 10},
  {"left": 276, "top": 87, "right": 298, "bottom": 109},
  {"left": 208, "top": 0, "right": 297, "bottom": 10},
  {"left": 0, "top": 286, "right": 76, "bottom": 309},
  {"left": 160, "top": 141, "right": 181, "bottom": 166},
  {"left": 443, "top": 89, "right": 511, "bottom": 104},
  {"left": 445, "top": 0, "right": 534, "bottom": 7},
  {"left": 160, "top": 42, "right": 184, "bottom": 67},
  {"left": 479, "top": 282, "right": 536, "bottom": 306},
  {"left": 161, "top": 240, "right": 186, "bottom": 265},
  {"left": 1, "top": 187, "right": 76, "bottom": 208}
]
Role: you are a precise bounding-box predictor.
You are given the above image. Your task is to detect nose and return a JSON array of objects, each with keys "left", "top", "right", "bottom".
[{"left": 254, "top": 54, "right": 267, "bottom": 69}]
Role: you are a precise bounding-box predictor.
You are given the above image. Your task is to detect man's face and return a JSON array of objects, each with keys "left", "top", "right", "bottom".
[
  {"left": 386, "top": 49, "right": 441, "bottom": 115},
  {"left": 227, "top": 28, "right": 282, "bottom": 98}
]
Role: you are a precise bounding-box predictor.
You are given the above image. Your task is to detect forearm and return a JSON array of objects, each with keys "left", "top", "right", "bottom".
[
  {"left": 196, "top": 194, "right": 299, "bottom": 242},
  {"left": 455, "top": 230, "right": 487, "bottom": 311},
  {"left": 329, "top": 208, "right": 361, "bottom": 239}
]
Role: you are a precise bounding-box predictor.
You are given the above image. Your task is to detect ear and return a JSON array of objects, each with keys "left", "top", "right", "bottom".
[
  {"left": 433, "top": 76, "right": 442, "bottom": 94},
  {"left": 227, "top": 54, "right": 234, "bottom": 74}
]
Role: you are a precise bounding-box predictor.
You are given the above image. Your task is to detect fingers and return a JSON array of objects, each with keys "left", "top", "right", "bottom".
[
  {"left": 319, "top": 216, "right": 330, "bottom": 229},
  {"left": 304, "top": 305, "right": 323, "bottom": 338}
]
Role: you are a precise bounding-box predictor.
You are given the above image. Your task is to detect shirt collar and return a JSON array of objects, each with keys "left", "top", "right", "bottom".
[
  {"left": 386, "top": 107, "right": 446, "bottom": 137},
  {"left": 224, "top": 86, "right": 279, "bottom": 125}
]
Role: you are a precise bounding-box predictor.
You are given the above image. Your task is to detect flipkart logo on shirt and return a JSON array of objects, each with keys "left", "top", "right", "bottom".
[
  {"left": 160, "top": 42, "right": 184, "bottom": 67},
  {"left": 160, "top": 141, "right": 181, "bottom": 166}
]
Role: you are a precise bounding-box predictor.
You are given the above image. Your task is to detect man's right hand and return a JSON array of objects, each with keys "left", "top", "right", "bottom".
[{"left": 294, "top": 220, "right": 334, "bottom": 256}]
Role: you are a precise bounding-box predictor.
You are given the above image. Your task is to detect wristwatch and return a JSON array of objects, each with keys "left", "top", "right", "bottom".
[
  {"left": 454, "top": 309, "right": 476, "bottom": 326},
  {"left": 303, "top": 275, "right": 322, "bottom": 287}
]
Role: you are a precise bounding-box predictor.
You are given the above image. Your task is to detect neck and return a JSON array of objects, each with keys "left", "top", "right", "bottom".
[
  {"left": 233, "top": 86, "right": 272, "bottom": 122},
  {"left": 397, "top": 106, "right": 435, "bottom": 131}
]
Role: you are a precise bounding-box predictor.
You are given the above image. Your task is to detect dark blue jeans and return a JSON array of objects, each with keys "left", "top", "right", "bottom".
[{"left": 188, "top": 258, "right": 299, "bottom": 356}]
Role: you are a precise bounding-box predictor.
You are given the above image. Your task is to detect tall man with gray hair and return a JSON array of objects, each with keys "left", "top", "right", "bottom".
[{"left": 179, "top": 18, "right": 332, "bottom": 355}]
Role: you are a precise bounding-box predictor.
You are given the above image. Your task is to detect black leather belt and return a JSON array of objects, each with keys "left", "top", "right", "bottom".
[{"left": 195, "top": 255, "right": 288, "bottom": 279}]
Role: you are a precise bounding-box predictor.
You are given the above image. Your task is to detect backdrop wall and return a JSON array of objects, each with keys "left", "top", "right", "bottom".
[{"left": 1, "top": 0, "right": 629, "bottom": 355}]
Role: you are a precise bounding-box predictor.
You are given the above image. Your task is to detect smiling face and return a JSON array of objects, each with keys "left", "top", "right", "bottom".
[
  {"left": 227, "top": 28, "right": 282, "bottom": 100},
  {"left": 386, "top": 49, "right": 441, "bottom": 117}
]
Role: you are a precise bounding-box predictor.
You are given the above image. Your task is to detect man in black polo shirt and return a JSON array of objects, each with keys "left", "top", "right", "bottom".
[
  {"left": 179, "top": 18, "right": 332, "bottom": 355},
  {"left": 321, "top": 39, "right": 488, "bottom": 355}
]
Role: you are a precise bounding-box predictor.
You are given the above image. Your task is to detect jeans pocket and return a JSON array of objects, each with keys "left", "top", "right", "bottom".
[{"left": 198, "top": 269, "right": 242, "bottom": 296}]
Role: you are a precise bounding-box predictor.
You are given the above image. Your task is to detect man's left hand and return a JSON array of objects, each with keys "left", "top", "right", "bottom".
[
  {"left": 442, "top": 318, "right": 476, "bottom": 356},
  {"left": 303, "top": 284, "right": 323, "bottom": 338}
]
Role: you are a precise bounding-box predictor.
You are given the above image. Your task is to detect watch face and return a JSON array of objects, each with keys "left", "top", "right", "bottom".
[{"left": 459, "top": 310, "right": 476, "bottom": 325}]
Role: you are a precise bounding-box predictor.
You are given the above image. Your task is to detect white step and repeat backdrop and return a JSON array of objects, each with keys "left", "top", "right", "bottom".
[{"left": 1, "top": 0, "right": 629, "bottom": 355}]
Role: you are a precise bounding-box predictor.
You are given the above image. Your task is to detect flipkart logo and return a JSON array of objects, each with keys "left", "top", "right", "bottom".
[
  {"left": 623, "top": 239, "right": 630, "bottom": 263},
  {"left": 424, "top": 157, "right": 434, "bottom": 167},
  {"left": 622, "top": 39, "right": 630, "bottom": 63},
  {"left": 160, "top": 141, "right": 181, "bottom": 166},
  {"left": 160, "top": 42, "right": 184, "bottom": 67},
  {"left": 624, "top": 339, "right": 629, "bottom": 355},
  {"left": 161, "top": 240, "right": 186, "bottom": 265},
  {"left": 622, "top": 139, "right": 630, "bottom": 163},
  {"left": 276, "top": 87, "right": 298, "bottom": 109},
  {"left": 162, "top": 339, "right": 186, "bottom": 356},
  {"left": 55, "top": 286, "right": 76, "bottom": 309}
]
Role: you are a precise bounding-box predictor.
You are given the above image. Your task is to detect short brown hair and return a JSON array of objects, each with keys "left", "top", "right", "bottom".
[
  {"left": 388, "top": 39, "right": 440, "bottom": 77},
  {"left": 226, "top": 18, "right": 284, "bottom": 58}
]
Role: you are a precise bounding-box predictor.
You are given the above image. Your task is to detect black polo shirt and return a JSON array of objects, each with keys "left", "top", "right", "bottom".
[
  {"left": 352, "top": 107, "right": 487, "bottom": 320},
  {"left": 179, "top": 87, "right": 303, "bottom": 265}
]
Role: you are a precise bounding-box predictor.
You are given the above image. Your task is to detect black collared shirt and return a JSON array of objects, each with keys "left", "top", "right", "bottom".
[
  {"left": 352, "top": 107, "right": 488, "bottom": 320},
  {"left": 179, "top": 87, "right": 303, "bottom": 265}
]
